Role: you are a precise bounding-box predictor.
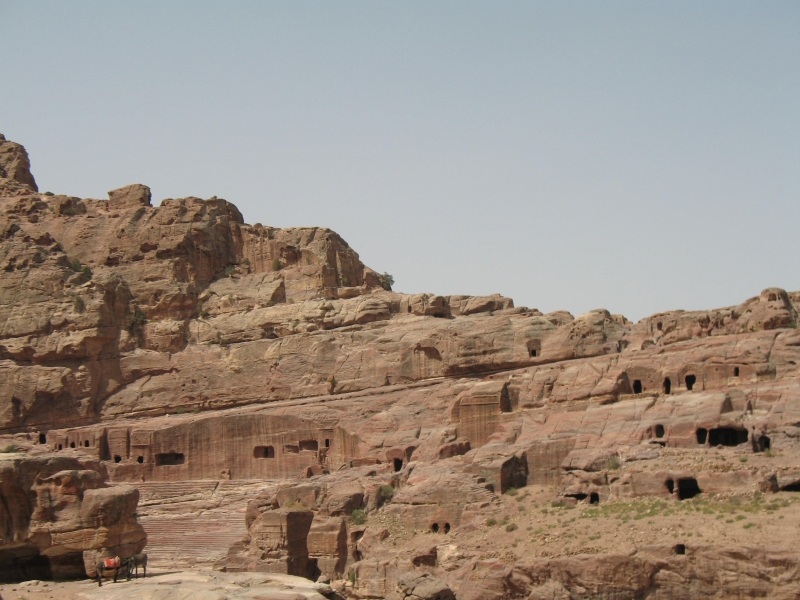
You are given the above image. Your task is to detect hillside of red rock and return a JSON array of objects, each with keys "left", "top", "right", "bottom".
[{"left": 2, "top": 134, "right": 800, "bottom": 599}]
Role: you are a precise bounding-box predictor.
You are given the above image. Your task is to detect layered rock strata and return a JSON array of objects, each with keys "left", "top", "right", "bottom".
[
  {"left": 3, "top": 134, "right": 800, "bottom": 598},
  {"left": 0, "top": 450, "right": 146, "bottom": 582}
]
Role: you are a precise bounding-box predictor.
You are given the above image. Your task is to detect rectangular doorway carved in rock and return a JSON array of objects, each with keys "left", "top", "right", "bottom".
[
  {"left": 155, "top": 452, "right": 185, "bottom": 466},
  {"left": 299, "top": 440, "right": 319, "bottom": 452},
  {"left": 254, "top": 446, "right": 275, "bottom": 458}
]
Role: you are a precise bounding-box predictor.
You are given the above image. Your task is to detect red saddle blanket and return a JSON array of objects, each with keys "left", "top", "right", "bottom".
[{"left": 103, "top": 557, "right": 121, "bottom": 569}]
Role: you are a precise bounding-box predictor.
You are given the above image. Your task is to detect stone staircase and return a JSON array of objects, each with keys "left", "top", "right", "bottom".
[
  {"left": 133, "top": 480, "right": 273, "bottom": 569},
  {"left": 139, "top": 509, "right": 246, "bottom": 568}
]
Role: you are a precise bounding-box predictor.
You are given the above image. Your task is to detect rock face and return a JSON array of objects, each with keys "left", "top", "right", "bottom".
[
  {"left": 78, "top": 571, "right": 336, "bottom": 600},
  {"left": 4, "top": 134, "right": 800, "bottom": 597},
  {"left": 0, "top": 134, "right": 37, "bottom": 196},
  {"left": 0, "top": 451, "right": 146, "bottom": 582}
]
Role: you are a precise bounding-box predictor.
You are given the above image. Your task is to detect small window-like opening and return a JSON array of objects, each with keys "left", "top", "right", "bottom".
[
  {"left": 655, "top": 424, "right": 665, "bottom": 438},
  {"left": 155, "top": 452, "right": 185, "bottom": 466},
  {"left": 768, "top": 294, "right": 778, "bottom": 302},
  {"left": 663, "top": 378, "right": 671, "bottom": 395},
  {"left": 734, "top": 367, "right": 740, "bottom": 377},
  {"left": 696, "top": 428, "right": 708, "bottom": 445},
  {"left": 254, "top": 446, "right": 275, "bottom": 458},
  {"left": 633, "top": 380, "right": 643, "bottom": 394},
  {"left": 781, "top": 482, "right": 800, "bottom": 492},
  {"left": 431, "top": 523, "right": 439, "bottom": 533},
  {"left": 530, "top": 349, "right": 537, "bottom": 357},
  {"left": 114, "top": 455, "right": 122, "bottom": 463},
  {"left": 590, "top": 492, "right": 600, "bottom": 504},
  {"left": 283, "top": 445, "right": 299, "bottom": 454},
  {"left": 656, "top": 322, "right": 663, "bottom": 331},
  {"left": 70, "top": 442, "right": 76, "bottom": 448},
  {"left": 299, "top": 440, "right": 319, "bottom": 452},
  {"left": 758, "top": 436, "right": 771, "bottom": 452},
  {"left": 677, "top": 478, "right": 701, "bottom": 500},
  {"left": 708, "top": 427, "right": 748, "bottom": 447},
  {"left": 666, "top": 479, "right": 675, "bottom": 494},
  {"left": 674, "top": 544, "right": 686, "bottom": 555},
  {"left": 38, "top": 433, "right": 46, "bottom": 445},
  {"left": 84, "top": 440, "right": 90, "bottom": 447},
  {"left": 444, "top": 523, "right": 451, "bottom": 533},
  {"left": 58, "top": 444, "right": 63, "bottom": 450},
  {"left": 137, "top": 456, "right": 144, "bottom": 464},
  {"left": 325, "top": 438, "right": 331, "bottom": 448},
  {"left": 685, "top": 374, "right": 696, "bottom": 391},
  {"left": 393, "top": 458, "right": 403, "bottom": 472}
]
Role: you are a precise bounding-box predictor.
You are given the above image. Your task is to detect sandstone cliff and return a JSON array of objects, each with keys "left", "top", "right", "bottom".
[{"left": 3, "top": 134, "right": 800, "bottom": 599}]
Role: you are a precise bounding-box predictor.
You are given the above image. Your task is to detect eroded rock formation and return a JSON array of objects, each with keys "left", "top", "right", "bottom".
[
  {"left": 3, "top": 134, "right": 800, "bottom": 598},
  {"left": 0, "top": 450, "right": 146, "bottom": 582}
]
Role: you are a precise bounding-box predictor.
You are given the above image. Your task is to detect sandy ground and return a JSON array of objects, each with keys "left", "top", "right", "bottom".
[{"left": 0, "top": 568, "right": 173, "bottom": 600}]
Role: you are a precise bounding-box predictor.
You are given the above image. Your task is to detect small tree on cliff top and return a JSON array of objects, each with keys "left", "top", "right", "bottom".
[{"left": 379, "top": 272, "right": 394, "bottom": 291}]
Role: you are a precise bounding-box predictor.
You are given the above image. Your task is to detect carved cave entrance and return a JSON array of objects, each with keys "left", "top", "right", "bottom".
[
  {"left": 708, "top": 428, "right": 748, "bottom": 447},
  {"left": 299, "top": 440, "right": 319, "bottom": 452},
  {"left": 155, "top": 452, "right": 185, "bottom": 466},
  {"left": 633, "top": 380, "right": 643, "bottom": 394},
  {"left": 677, "top": 478, "right": 701, "bottom": 500},
  {"left": 663, "top": 378, "right": 671, "bottom": 394},
  {"left": 254, "top": 446, "right": 275, "bottom": 458},
  {"left": 685, "top": 375, "right": 696, "bottom": 391}
]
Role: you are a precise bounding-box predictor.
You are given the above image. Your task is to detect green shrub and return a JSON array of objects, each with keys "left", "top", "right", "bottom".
[
  {"left": 379, "top": 485, "right": 394, "bottom": 501},
  {"left": 351, "top": 509, "right": 367, "bottom": 525},
  {"left": 485, "top": 518, "right": 497, "bottom": 526},
  {"left": 81, "top": 265, "right": 92, "bottom": 279},
  {"left": 224, "top": 265, "right": 236, "bottom": 278},
  {"left": 505, "top": 523, "right": 518, "bottom": 532},
  {"left": 72, "top": 296, "right": 86, "bottom": 313},
  {"left": 44, "top": 191, "right": 54, "bottom": 196},
  {"left": 1, "top": 445, "right": 17, "bottom": 453},
  {"left": 272, "top": 259, "right": 281, "bottom": 271},
  {"left": 606, "top": 456, "right": 622, "bottom": 470},
  {"left": 126, "top": 306, "right": 147, "bottom": 338},
  {"left": 70, "top": 259, "right": 82, "bottom": 272},
  {"left": 504, "top": 487, "right": 518, "bottom": 496},
  {"left": 379, "top": 272, "right": 394, "bottom": 291},
  {"left": 341, "top": 275, "right": 350, "bottom": 287}
]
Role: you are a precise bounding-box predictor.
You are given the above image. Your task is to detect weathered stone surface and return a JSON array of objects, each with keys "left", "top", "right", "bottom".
[
  {"left": 77, "top": 571, "right": 335, "bottom": 600},
  {"left": 397, "top": 571, "right": 455, "bottom": 600},
  {"left": 0, "top": 134, "right": 37, "bottom": 192},
  {"left": 5, "top": 134, "right": 800, "bottom": 596},
  {"left": 0, "top": 451, "right": 146, "bottom": 581}
]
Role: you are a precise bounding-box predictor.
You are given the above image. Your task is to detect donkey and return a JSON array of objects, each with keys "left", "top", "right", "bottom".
[
  {"left": 130, "top": 552, "right": 148, "bottom": 578},
  {"left": 95, "top": 556, "right": 133, "bottom": 586}
]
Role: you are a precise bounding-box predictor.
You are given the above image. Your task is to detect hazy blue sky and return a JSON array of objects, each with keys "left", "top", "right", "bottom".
[{"left": 2, "top": 1, "right": 798, "bottom": 320}]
